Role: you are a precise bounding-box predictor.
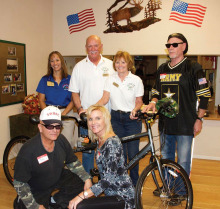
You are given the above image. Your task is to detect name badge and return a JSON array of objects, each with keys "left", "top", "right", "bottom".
[
  {"left": 47, "top": 81, "right": 54, "bottom": 86},
  {"left": 160, "top": 74, "right": 166, "bottom": 80},
  {"left": 113, "top": 82, "right": 119, "bottom": 87},
  {"left": 103, "top": 73, "right": 109, "bottom": 77},
  {"left": 37, "top": 154, "right": 49, "bottom": 164}
]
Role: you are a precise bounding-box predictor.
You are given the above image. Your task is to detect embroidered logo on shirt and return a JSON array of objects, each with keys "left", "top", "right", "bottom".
[
  {"left": 62, "top": 84, "right": 69, "bottom": 90},
  {"left": 37, "top": 154, "right": 49, "bottom": 164},
  {"left": 47, "top": 81, "right": 54, "bottom": 86},
  {"left": 102, "top": 67, "right": 109, "bottom": 76},
  {"left": 127, "top": 83, "right": 135, "bottom": 90},
  {"left": 160, "top": 74, "right": 182, "bottom": 82},
  {"left": 160, "top": 74, "right": 166, "bottom": 79}
]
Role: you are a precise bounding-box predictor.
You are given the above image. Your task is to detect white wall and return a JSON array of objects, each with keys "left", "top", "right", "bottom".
[
  {"left": 0, "top": 0, "right": 53, "bottom": 163},
  {"left": 53, "top": 0, "right": 220, "bottom": 56}
]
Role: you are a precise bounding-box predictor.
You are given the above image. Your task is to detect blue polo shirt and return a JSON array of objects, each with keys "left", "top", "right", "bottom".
[{"left": 36, "top": 75, "right": 72, "bottom": 107}]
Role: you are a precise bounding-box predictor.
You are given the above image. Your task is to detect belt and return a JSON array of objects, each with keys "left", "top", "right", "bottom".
[
  {"left": 46, "top": 105, "right": 67, "bottom": 109},
  {"left": 57, "top": 106, "right": 67, "bottom": 109},
  {"left": 113, "top": 110, "right": 131, "bottom": 114}
]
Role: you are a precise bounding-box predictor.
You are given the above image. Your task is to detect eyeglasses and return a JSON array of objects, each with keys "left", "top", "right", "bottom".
[
  {"left": 165, "top": 42, "right": 184, "bottom": 48},
  {"left": 40, "top": 124, "right": 62, "bottom": 130}
]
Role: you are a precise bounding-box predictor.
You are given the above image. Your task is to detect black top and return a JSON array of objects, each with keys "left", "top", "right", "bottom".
[
  {"left": 151, "top": 58, "right": 210, "bottom": 135},
  {"left": 14, "top": 133, "right": 78, "bottom": 193}
]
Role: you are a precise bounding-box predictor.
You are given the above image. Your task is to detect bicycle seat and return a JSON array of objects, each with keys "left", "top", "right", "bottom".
[{"left": 29, "top": 115, "right": 40, "bottom": 124}]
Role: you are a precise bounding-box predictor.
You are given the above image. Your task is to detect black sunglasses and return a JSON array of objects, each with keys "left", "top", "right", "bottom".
[
  {"left": 165, "top": 42, "right": 184, "bottom": 48},
  {"left": 41, "top": 123, "right": 62, "bottom": 130}
]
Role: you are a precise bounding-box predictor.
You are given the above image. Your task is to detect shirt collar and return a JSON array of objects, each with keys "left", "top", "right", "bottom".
[
  {"left": 168, "top": 57, "right": 187, "bottom": 69},
  {"left": 115, "top": 71, "right": 131, "bottom": 81},
  {"left": 86, "top": 54, "right": 104, "bottom": 65}
]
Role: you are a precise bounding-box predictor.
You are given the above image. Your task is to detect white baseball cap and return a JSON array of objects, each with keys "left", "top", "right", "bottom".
[{"left": 39, "top": 106, "right": 62, "bottom": 125}]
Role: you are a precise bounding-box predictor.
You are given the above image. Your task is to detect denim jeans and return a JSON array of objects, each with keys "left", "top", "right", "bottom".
[
  {"left": 80, "top": 127, "right": 95, "bottom": 174},
  {"left": 160, "top": 133, "right": 193, "bottom": 176},
  {"left": 111, "top": 110, "right": 142, "bottom": 186}
]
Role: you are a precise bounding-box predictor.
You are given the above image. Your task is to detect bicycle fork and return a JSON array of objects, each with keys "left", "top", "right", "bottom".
[
  {"left": 151, "top": 156, "right": 170, "bottom": 194},
  {"left": 147, "top": 119, "right": 171, "bottom": 198}
]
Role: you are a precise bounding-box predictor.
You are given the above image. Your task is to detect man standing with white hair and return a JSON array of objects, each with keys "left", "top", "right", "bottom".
[
  {"left": 69, "top": 35, "right": 114, "bottom": 174},
  {"left": 13, "top": 106, "right": 92, "bottom": 209}
]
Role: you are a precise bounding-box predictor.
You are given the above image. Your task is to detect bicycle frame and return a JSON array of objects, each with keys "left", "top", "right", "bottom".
[{"left": 121, "top": 116, "right": 170, "bottom": 195}]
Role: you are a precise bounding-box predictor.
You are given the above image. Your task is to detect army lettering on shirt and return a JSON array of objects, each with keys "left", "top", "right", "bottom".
[{"left": 160, "top": 73, "right": 182, "bottom": 82}]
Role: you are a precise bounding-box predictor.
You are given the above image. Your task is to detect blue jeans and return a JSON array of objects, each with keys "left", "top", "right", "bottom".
[
  {"left": 160, "top": 133, "right": 193, "bottom": 176},
  {"left": 111, "top": 110, "right": 142, "bottom": 186},
  {"left": 80, "top": 127, "right": 95, "bottom": 174}
]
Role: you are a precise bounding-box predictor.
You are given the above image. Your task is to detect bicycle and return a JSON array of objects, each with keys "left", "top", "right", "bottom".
[
  {"left": 3, "top": 100, "right": 193, "bottom": 209},
  {"left": 123, "top": 110, "right": 193, "bottom": 209}
]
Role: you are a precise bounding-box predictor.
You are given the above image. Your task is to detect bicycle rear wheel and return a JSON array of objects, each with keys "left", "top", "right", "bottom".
[
  {"left": 3, "top": 136, "right": 29, "bottom": 186},
  {"left": 135, "top": 159, "right": 193, "bottom": 209}
]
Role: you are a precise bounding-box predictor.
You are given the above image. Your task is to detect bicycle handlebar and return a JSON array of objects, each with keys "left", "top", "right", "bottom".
[
  {"left": 73, "top": 142, "right": 96, "bottom": 153},
  {"left": 29, "top": 112, "right": 88, "bottom": 126},
  {"left": 135, "top": 99, "right": 176, "bottom": 120}
]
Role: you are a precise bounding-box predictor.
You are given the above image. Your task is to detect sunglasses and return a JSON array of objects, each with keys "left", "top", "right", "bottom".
[
  {"left": 41, "top": 123, "right": 62, "bottom": 130},
  {"left": 165, "top": 42, "right": 184, "bottom": 48}
]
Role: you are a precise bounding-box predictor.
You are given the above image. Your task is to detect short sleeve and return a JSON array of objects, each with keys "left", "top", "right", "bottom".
[
  {"left": 68, "top": 65, "right": 80, "bottom": 93},
  {"left": 103, "top": 76, "right": 111, "bottom": 93},
  {"left": 36, "top": 76, "right": 47, "bottom": 94}
]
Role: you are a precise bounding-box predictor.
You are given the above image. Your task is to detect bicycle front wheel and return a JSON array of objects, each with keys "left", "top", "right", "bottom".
[
  {"left": 3, "top": 136, "right": 29, "bottom": 186},
  {"left": 135, "top": 159, "right": 193, "bottom": 209}
]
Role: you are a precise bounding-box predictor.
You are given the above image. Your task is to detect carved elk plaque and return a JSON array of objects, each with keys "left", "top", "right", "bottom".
[{"left": 104, "top": 0, "right": 162, "bottom": 33}]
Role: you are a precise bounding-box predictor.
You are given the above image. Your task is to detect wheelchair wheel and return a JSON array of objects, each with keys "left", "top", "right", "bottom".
[
  {"left": 135, "top": 159, "right": 193, "bottom": 209},
  {"left": 3, "top": 136, "right": 29, "bottom": 186}
]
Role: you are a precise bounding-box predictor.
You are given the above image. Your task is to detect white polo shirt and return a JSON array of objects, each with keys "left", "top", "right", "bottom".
[
  {"left": 104, "top": 71, "right": 144, "bottom": 112},
  {"left": 69, "top": 55, "right": 114, "bottom": 109}
]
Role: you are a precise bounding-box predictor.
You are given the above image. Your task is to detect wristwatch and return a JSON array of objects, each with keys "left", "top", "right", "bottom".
[
  {"left": 197, "top": 116, "right": 204, "bottom": 122},
  {"left": 83, "top": 191, "right": 89, "bottom": 199}
]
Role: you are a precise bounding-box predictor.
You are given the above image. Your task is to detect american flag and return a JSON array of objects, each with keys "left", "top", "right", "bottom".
[
  {"left": 67, "top": 8, "right": 96, "bottom": 34},
  {"left": 169, "top": 0, "right": 207, "bottom": 27},
  {"left": 198, "top": 78, "right": 207, "bottom": 85}
]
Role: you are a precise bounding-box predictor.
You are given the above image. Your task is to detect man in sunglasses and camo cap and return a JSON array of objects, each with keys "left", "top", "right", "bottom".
[
  {"left": 143, "top": 33, "right": 210, "bottom": 184},
  {"left": 13, "top": 106, "right": 92, "bottom": 209}
]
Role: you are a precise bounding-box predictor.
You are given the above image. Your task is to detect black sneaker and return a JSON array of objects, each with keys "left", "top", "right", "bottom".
[{"left": 153, "top": 186, "right": 163, "bottom": 197}]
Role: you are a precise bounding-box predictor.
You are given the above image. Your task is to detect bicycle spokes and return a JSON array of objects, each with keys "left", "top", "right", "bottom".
[{"left": 135, "top": 160, "right": 193, "bottom": 209}]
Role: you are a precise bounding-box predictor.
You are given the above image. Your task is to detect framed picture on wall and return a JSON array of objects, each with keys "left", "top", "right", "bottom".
[
  {"left": 0, "top": 40, "right": 26, "bottom": 106},
  {"left": 7, "top": 58, "right": 18, "bottom": 71},
  {"left": 8, "top": 47, "right": 16, "bottom": 56},
  {"left": 17, "top": 83, "right": 24, "bottom": 92},
  {"left": 4, "top": 73, "right": 13, "bottom": 82},
  {"left": 2, "top": 85, "right": 10, "bottom": 94},
  {"left": 13, "top": 73, "right": 21, "bottom": 82}
]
